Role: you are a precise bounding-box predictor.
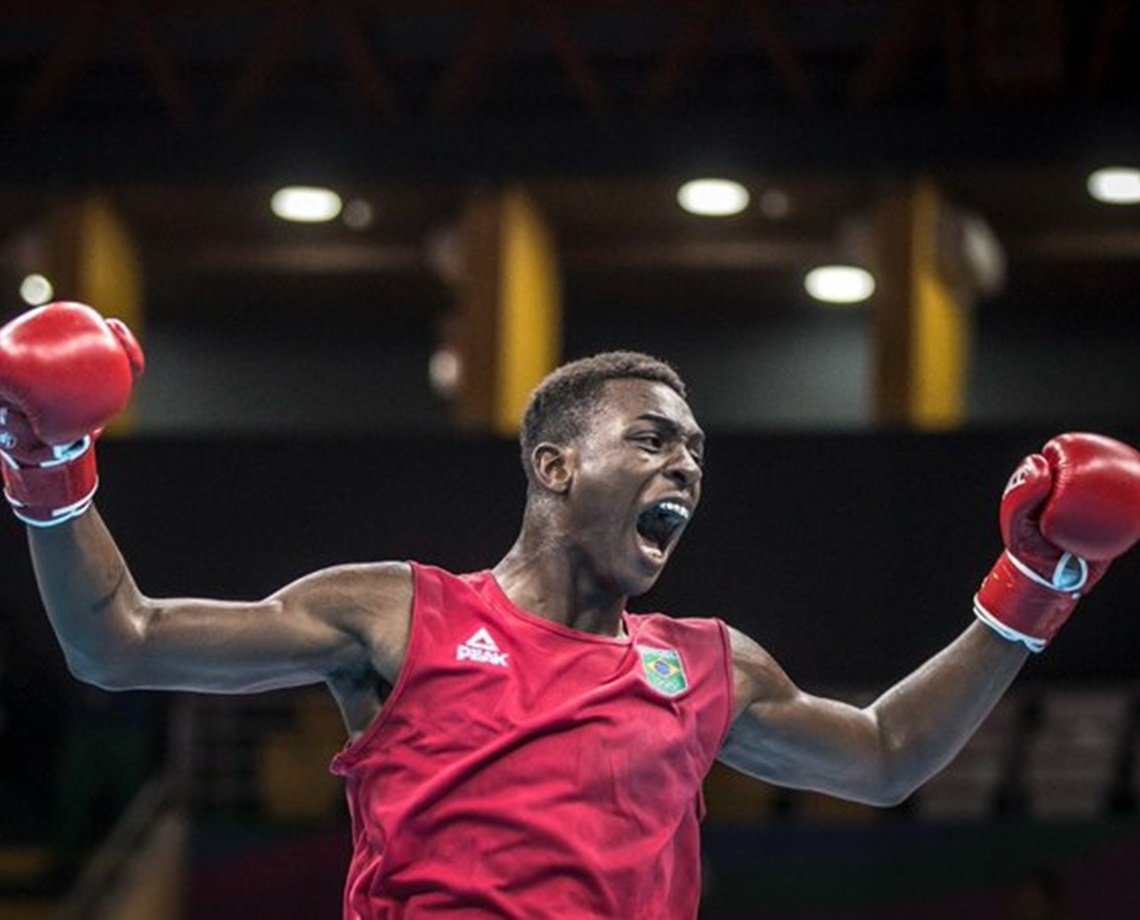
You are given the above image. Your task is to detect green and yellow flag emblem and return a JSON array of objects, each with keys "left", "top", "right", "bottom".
[{"left": 637, "top": 646, "right": 688, "bottom": 697}]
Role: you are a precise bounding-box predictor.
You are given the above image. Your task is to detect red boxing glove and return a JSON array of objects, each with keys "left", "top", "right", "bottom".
[
  {"left": 974, "top": 433, "right": 1140, "bottom": 651},
  {"left": 0, "top": 302, "right": 144, "bottom": 527}
]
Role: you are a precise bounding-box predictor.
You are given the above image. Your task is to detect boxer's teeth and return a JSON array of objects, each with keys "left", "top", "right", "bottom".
[{"left": 658, "top": 501, "right": 690, "bottom": 521}]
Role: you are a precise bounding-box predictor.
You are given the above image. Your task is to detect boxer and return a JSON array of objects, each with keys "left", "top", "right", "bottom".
[{"left": 4, "top": 301, "right": 1139, "bottom": 918}]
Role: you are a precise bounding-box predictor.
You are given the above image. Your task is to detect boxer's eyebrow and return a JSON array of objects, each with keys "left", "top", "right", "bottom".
[
  {"left": 635, "top": 413, "right": 705, "bottom": 445},
  {"left": 633, "top": 414, "right": 705, "bottom": 463}
]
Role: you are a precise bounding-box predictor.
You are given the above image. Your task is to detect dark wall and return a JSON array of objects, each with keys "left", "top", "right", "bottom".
[
  {"left": 3, "top": 429, "right": 1138, "bottom": 692},
  {"left": 564, "top": 297, "right": 872, "bottom": 429},
  {"left": 135, "top": 300, "right": 450, "bottom": 434},
  {"left": 131, "top": 288, "right": 1140, "bottom": 435}
]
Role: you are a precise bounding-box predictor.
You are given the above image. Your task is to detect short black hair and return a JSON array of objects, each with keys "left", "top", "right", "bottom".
[{"left": 519, "top": 351, "right": 687, "bottom": 484}]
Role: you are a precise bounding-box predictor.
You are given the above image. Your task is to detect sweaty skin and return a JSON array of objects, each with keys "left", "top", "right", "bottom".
[{"left": 27, "top": 378, "right": 1027, "bottom": 801}]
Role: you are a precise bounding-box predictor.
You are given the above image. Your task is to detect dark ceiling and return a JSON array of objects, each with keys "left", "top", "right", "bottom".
[{"left": 0, "top": 0, "right": 1138, "bottom": 325}]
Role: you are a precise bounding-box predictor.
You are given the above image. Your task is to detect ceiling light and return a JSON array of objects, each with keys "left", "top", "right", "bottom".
[
  {"left": 342, "top": 199, "right": 374, "bottom": 230},
  {"left": 428, "top": 347, "right": 462, "bottom": 398},
  {"left": 1087, "top": 167, "right": 1140, "bottom": 205},
  {"left": 19, "top": 273, "right": 53, "bottom": 306},
  {"left": 270, "top": 186, "right": 343, "bottom": 223},
  {"left": 804, "top": 265, "right": 875, "bottom": 304},
  {"left": 758, "top": 189, "right": 791, "bottom": 219},
  {"left": 677, "top": 179, "right": 750, "bottom": 217}
]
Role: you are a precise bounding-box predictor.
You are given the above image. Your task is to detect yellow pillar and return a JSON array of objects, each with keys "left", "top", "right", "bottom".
[
  {"left": 46, "top": 195, "right": 144, "bottom": 435},
  {"left": 454, "top": 186, "right": 561, "bottom": 435},
  {"left": 872, "top": 180, "right": 969, "bottom": 429}
]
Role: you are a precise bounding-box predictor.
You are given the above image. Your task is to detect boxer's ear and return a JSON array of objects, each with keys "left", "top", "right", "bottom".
[{"left": 532, "top": 442, "right": 573, "bottom": 494}]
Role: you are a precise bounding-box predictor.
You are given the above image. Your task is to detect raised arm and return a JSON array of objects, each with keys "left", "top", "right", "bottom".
[
  {"left": 720, "top": 433, "right": 1140, "bottom": 806},
  {"left": 720, "top": 622, "right": 1026, "bottom": 806},
  {"left": 0, "top": 302, "right": 409, "bottom": 736},
  {"left": 27, "top": 509, "right": 410, "bottom": 700}
]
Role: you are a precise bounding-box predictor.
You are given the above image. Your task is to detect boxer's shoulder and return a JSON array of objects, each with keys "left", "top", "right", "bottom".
[
  {"left": 276, "top": 560, "right": 413, "bottom": 673},
  {"left": 285, "top": 559, "right": 412, "bottom": 604}
]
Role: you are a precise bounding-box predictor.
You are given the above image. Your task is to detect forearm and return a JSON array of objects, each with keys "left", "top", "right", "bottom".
[
  {"left": 26, "top": 506, "right": 148, "bottom": 685},
  {"left": 869, "top": 621, "right": 1028, "bottom": 802},
  {"left": 871, "top": 433, "right": 1140, "bottom": 797},
  {"left": 726, "top": 433, "right": 1140, "bottom": 808}
]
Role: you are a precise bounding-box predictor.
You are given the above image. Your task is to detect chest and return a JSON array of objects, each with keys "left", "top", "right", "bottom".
[{"left": 393, "top": 622, "right": 707, "bottom": 780}]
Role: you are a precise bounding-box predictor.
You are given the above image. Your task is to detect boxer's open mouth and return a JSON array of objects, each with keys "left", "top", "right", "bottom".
[{"left": 635, "top": 500, "right": 692, "bottom": 557}]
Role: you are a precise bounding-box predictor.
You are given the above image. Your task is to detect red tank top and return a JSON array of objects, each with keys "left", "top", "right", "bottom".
[{"left": 330, "top": 563, "right": 734, "bottom": 919}]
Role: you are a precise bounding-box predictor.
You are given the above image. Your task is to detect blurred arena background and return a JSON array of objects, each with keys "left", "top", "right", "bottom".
[{"left": 2, "top": 1, "right": 1140, "bottom": 917}]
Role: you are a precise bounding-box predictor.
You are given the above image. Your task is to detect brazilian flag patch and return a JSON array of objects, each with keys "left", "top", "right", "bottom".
[{"left": 637, "top": 646, "right": 688, "bottom": 697}]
